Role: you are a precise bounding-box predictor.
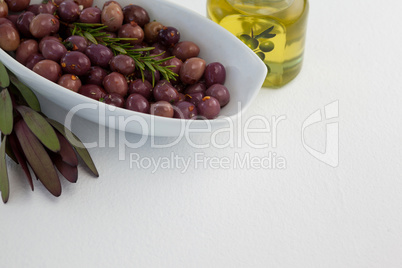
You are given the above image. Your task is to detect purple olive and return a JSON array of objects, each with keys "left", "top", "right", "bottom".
[
  {"left": 79, "top": 7, "right": 101, "bottom": 23},
  {"left": 16, "top": 11, "right": 34, "bottom": 37},
  {"left": 27, "top": 2, "right": 56, "bottom": 15},
  {"left": 58, "top": 74, "right": 82, "bottom": 92},
  {"left": 103, "top": 93, "right": 125, "bottom": 108},
  {"left": 29, "top": 14, "right": 59, "bottom": 38},
  {"left": 41, "top": 39, "right": 67, "bottom": 62},
  {"left": 85, "top": 43, "right": 113, "bottom": 68},
  {"left": 101, "top": 1, "right": 123, "bottom": 32},
  {"left": 144, "top": 21, "right": 164, "bottom": 43},
  {"left": 180, "top": 57, "right": 206, "bottom": 85},
  {"left": 153, "top": 80, "right": 179, "bottom": 103},
  {"left": 26, "top": 4, "right": 40, "bottom": 15},
  {"left": 33, "top": 60, "right": 62, "bottom": 83},
  {"left": 172, "top": 41, "right": 200, "bottom": 61},
  {"left": 102, "top": 72, "right": 128, "bottom": 96},
  {"left": 38, "top": 35, "right": 61, "bottom": 51},
  {"left": 0, "top": 24, "right": 20, "bottom": 51},
  {"left": 158, "top": 26, "right": 180, "bottom": 47},
  {"left": 109, "top": 54, "right": 135, "bottom": 76},
  {"left": 185, "top": 92, "right": 204, "bottom": 106},
  {"left": 125, "top": 93, "right": 149, "bottom": 114},
  {"left": 117, "top": 23, "right": 144, "bottom": 45},
  {"left": 38, "top": 1, "right": 56, "bottom": 14},
  {"left": 16, "top": 39, "right": 38, "bottom": 64},
  {"left": 161, "top": 57, "right": 183, "bottom": 75},
  {"left": 184, "top": 82, "right": 206, "bottom": 94},
  {"left": 65, "top": 35, "right": 88, "bottom": 52},
  {"left": 128, "top": 79, "right": 153, "bottom": 100},
  {"left": 0, "top": 0, "right": 8, "bottom": 18},
  {"left": 79, "top": 84, "right": 106, "bottom": 101},
  {"left": 173, "top": 101, "right": 197, "bottom": 119},
  {"left": 204, "top": 62, "right": 226, "bottom": 87},
  {"left": 85, "top": 66, "right": 108, "bottom": 86},
  {"left": 75, "top": 0, "right": 93, "bottom": 9},
  {"left": 6, "top": 14, "right": 18, "bottom": 28},
  {"left": 184, "top": 82, "right": 206, "bottom": 106},
  {"left": 150, "top": 101, "right": 174, "bottom": 118},
  {"left": 61, "top": 51, "right": 91, "bottom": 76},
  {"left": 5, "top": 0, "right": 30, "bottom": 12},
  {"left": 197, "top": 96, "right": 220, "bottom": 119},
  {"left": 122, "top": 5, "right": 150, "bottom": 27},
  {"left": 174, "top": 83, "right": 186, "bottom": 93},
  {"left": 0, "top": 18, "right": 14, "bottom": 28},
  {"left": 205, "top": 84, "right": 230, "bottom": 107},
  {"left": 58, "top": 1, "right": 80, "bottom": 23},
  {"left": 176, "top": 92, "right": 186, "bottom": 104},
  {"left": 25, "top": 53, "right": 45, "bottom": 69}
]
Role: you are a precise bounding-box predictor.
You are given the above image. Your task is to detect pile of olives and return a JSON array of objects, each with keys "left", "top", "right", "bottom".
[{"left": 0, "top": 0, "right": 230, "bottom": 119}]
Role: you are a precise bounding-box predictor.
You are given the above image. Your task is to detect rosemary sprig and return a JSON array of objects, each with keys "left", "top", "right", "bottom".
[{"left": 70, "top": 22, "right": 178, "bottom": 85}]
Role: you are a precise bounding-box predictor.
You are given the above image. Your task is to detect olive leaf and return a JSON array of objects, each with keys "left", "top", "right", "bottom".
[
  {"left": 0, "top": 89, "right": 13, "bottom": 135},
  {"left": 0, "top": 61, "right": 10, "bottom": 88},
  {"left": 4, "top": 134, "right": 18, "bottom": 164},
  {"left": 8, "top": 72, "right": 41, "bottom": 112},
  {"left": 52, "top": 154, "right": 78, "bottom": 183},
  {"left": 0, "top": 59, "right": 102, "bottom": 203},
  {"left": 8, "top": 133, "right": 34, "bottom": 190},
  {"left": 16, "top": 106, "right": 60, "bottom": 153},
  {"left": 255, "top": 26, "right": 276, "bottom": 39},
  {"left": 14, "top": 120, "right": 61, "bottom": 197},
  {"left": 0, "top": 135, "right": 10, "bottom": 203},
  {"left": 47, "top": 119, "right": 99, "bottom": 177},
  {"left": 55, "top": 131, "right": 78, "bottom": 166}
]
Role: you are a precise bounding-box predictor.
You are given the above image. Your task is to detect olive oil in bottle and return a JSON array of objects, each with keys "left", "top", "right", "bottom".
[{"left": 207, "top": 0, "right": 309, "bottom": 88}]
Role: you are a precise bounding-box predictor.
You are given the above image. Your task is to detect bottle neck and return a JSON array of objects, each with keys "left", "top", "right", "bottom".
[{"left": 226, "top": 0, "right": 296, "bottom": 15}]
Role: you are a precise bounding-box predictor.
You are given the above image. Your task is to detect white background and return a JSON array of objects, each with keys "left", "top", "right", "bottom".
[{"left": 1, "top": 0, "right": 402, "bottom": 267}]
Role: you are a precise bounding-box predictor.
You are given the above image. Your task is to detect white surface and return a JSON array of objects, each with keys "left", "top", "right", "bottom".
[
  {"left": 1, "top": 0, "right": 402, "bottom": 267},
  {"left": 0, "top": 0, "right": 266, "bottom": 136}
]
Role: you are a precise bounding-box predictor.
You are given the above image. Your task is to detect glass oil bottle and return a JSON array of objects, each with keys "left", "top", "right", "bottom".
[{"left": 207, "top": 0, "right": 309, "bottom": 88}]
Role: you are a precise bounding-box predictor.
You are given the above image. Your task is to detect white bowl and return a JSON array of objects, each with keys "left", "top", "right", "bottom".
[{"left": 0, "top": 0, "right": 267, "bottom": 137}]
